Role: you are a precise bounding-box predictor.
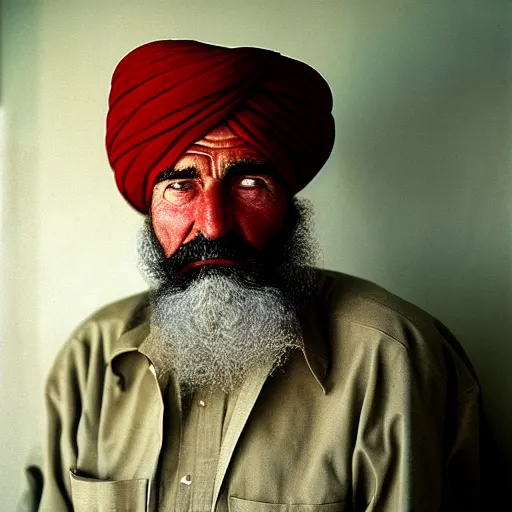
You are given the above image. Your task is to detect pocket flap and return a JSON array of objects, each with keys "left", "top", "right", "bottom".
[
  {"left": 69, "top": 470, "right": 148, "bottom": 512},
  {"left": 230, "top": 496, "right": 346, "bottom": 512}
]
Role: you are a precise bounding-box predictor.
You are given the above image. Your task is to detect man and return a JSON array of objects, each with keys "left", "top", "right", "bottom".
[{"left": 34, "top": 40, "right": 481, "bottom": 511}]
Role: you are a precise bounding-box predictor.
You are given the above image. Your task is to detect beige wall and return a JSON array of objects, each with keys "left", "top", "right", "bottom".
[{"left": 2, "top": 0, "right": 511, "bottom": 507}]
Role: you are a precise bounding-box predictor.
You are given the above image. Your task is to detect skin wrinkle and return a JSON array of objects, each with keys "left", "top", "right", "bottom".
[
  {"left": 151, "top": 125, "right": 287, "bottom": 257},
  {"left": 155, "top": 161, "right": 278, "bottom": 185},
  {"left": 137, "top": 78, "right": 268, "bottom": 209}
]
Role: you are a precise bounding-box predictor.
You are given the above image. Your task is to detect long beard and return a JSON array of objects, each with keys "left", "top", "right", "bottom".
[{"left": 137, "top": 198, "right": 319, "bottom": 394}]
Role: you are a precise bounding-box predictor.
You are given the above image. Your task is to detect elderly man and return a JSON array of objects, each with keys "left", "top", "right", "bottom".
[{"left": 35, "top": 40, "right": 480, "bottom": 511}]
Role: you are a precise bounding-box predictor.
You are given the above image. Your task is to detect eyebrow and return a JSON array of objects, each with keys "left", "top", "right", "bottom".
[
  {"left": 154, "top": 160, "right": 279, "bottom": 184},
  {"left": 155, "top": 166, "right": 198, "bottom": 183},
  {"left": 224, "top": 160, "right": 277, "bottom": 179}
]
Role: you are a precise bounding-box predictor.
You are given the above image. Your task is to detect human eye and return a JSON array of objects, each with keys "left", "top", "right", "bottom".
[
  {"left": 237, "top": 176, "right": 266, "bottom": 188},
  {"left": 162, "top": 180, "right": 196, "bottom": 204},
  {"left": 167, "top": 180, "right": 193, "bottom": 191}
]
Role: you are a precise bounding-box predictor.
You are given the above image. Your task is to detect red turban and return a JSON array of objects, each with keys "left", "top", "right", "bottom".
[{"left": 106, "top": 40, "right": 335, "bottom": 213}]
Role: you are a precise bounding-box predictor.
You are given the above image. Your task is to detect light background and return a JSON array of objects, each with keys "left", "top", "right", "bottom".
[{"left": 1, "top": 0, "right": 511, "bottom": 508}]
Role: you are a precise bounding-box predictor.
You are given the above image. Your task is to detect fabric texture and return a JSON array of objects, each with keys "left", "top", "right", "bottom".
[
  {"left": 105, "top": 40, "right": 335, "bottom": 213},
  {"left": 34, "top": 269, "right": 481, "bottom": 511},
  {"left": 69, "top": 472, "right": 149, "bottom": 512}
]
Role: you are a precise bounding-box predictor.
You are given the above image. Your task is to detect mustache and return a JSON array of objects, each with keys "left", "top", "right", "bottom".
[{"left": 165, "top": 232, "right": 260, "bottom": 274}]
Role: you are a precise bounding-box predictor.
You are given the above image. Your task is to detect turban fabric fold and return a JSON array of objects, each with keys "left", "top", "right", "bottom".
[{"left": 106, "top": 40, "right": 335, "bottom": 213}]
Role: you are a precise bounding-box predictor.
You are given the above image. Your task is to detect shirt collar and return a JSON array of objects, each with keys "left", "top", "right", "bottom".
[
  {"left": 298, "top": 268, "right": 331, "bottom": 394},
  {"left": 299, "top": 302, "right": 329, "bottom": 394}
]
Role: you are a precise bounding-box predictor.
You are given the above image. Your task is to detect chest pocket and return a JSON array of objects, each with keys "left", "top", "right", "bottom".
[
  {"left": 69, "top": 471, "right": 149, "bottom": 512},
  {"left": 229, "top": 496, "right": 347, "bottom": 512}
]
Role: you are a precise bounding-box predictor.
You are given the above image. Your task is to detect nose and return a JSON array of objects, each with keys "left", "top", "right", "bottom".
[{"left": 196, "top": 183, "right": 233, "bottom": 240}]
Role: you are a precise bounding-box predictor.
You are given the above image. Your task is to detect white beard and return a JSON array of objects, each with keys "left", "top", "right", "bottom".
[
  {"left": 137, "top": 197, "right": 319, "bottom": 393},
  {"left": 150, "top": 272, "right": 304, "bottom": 393}
]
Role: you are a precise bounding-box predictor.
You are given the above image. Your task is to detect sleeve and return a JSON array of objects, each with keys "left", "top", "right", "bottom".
[
  {"left": 37, "top": 337, "right": 90, "bottom": 511},
  {"left": 351, "top": 331, "right": 482, "bottom": 511}
]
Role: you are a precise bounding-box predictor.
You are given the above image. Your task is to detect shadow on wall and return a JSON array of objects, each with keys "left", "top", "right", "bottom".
[
  {"left": 333, "top": 1, "right": 512, "bottom": 487},
  {"left": 1, "top": 0, "right": 44, "bottom": 508}
]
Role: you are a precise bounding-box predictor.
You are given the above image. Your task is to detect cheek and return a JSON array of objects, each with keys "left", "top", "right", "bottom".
[
  {"left": 151, "top": 201, "right": 195, "bottom": 257},
  {"left": 233, "top": 195, "right": 287, "bottom": 249}
]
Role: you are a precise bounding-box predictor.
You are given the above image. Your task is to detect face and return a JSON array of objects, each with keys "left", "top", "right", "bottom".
[{"left": 151, "top": 125, "right": 288, "bottom": 272}]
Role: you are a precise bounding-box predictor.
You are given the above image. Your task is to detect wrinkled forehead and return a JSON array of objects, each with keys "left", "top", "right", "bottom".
[{"left": 173, "top": 125, "right": 270, "bottom": 175}]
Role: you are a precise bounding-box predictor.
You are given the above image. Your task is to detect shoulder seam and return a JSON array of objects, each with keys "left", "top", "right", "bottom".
[{"left": 335, "top": 316, "right": 447, "bottom": 386}]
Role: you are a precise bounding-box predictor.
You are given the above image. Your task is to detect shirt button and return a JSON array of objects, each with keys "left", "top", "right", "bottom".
[
  {"left": 180, "top": 474, "right": 192, "bottom": 485},
  {"left": 198, "top": 399, "right": 206, "bottom": 408}
]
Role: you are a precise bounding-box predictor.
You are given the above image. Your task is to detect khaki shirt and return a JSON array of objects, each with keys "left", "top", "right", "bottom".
[{"left": 36, "top": 270, "right": 481, "bottom": 511}]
